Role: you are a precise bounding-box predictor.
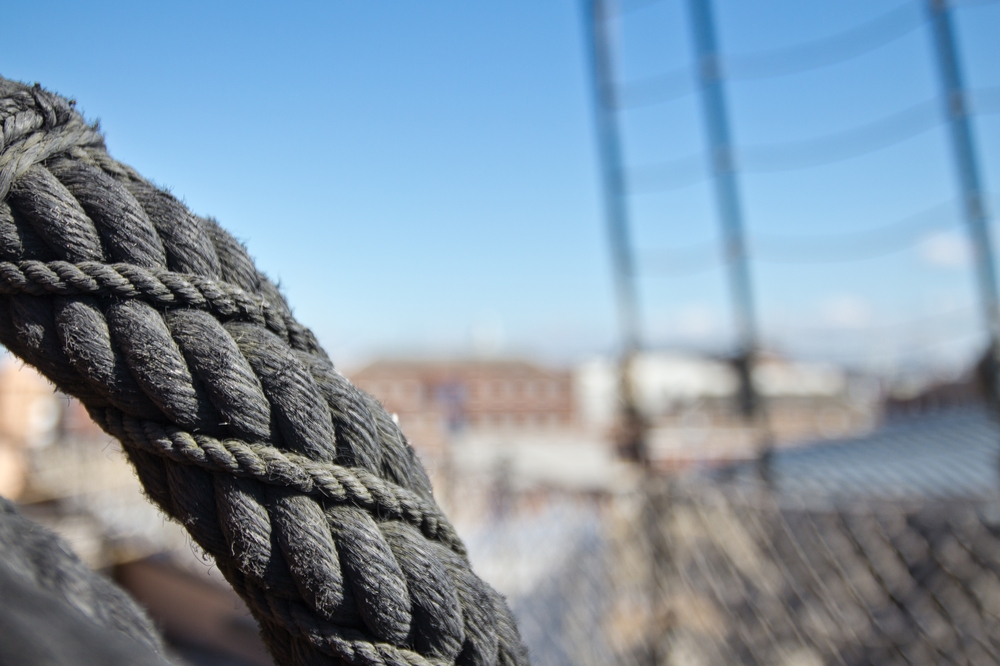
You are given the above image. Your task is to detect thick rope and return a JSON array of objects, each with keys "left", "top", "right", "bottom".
[
  {"left": 0, "top": 77, "right": 529, "bottom": 666},
  {"left": 0, "top": 496, "right": 170, "bottom": 664}
]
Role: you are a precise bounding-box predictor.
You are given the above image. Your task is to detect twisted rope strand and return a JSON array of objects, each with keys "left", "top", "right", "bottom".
[
  {"left": 0, "top": 260, "right": 293, "bottom": 340},
  {"left": 93, "top": 408, "right": 465, "bottom": 554}
]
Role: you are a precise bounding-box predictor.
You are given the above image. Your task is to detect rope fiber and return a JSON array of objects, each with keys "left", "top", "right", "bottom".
[
  {"left": 0, "top": 77, "right": 529, "bottom": 666},
  {"left": 0, "top": 496, "right": 171, "bottom": 665}
]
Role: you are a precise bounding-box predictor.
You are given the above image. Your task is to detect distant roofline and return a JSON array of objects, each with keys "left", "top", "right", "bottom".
[{"left": 348, "top": 357, "right": 571, "bottom": 378}]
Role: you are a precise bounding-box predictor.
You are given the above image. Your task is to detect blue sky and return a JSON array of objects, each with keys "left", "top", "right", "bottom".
[{"left": 4, "top": 1, "right": 999, "bottom": 372}]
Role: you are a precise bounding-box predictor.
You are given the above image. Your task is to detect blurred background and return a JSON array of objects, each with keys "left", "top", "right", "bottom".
[{"left": 3, "top": 0, "right": 1000, "bottom": 664}]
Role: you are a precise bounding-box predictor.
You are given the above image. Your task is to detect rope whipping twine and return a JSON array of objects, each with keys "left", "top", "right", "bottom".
[{"left": 0, "top": 78, "right": 529, "bottom": 666}]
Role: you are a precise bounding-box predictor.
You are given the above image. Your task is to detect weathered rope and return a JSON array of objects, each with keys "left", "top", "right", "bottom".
[
  {"left": 0, "top": 260, "right": 299, "bottom": 340},
  {"left": 0, "top": 77, "right": 528, "bottom": 666},
  {"left": 0, "top": 496, "right": 170, "bottom": 664}
]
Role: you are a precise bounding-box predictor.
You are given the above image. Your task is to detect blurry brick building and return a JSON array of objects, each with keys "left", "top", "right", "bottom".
[
  {"left": 350, "top": 359, "right": 575, "bottom": 460},
  {"left": 577, "top": 352, "right": 884, "bottom": 465},
  {"left": 0, "top": 359, "right": 60, "bottom": 499}
]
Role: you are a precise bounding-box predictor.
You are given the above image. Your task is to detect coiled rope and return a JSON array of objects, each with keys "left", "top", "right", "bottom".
[{"left": 0, "top": 77, "right": 529, "bottom": 666}]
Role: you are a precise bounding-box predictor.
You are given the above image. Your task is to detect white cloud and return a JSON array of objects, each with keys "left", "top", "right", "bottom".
[
  {"left": 819, "top": 294, "right": 872, "bottom": 329},
  {"left": 919, "top": 230, "right": 970, "bottom": 268},
  {"left": 470, "top": 311, "right": 505, "bottom": 357},
  {"left": 675, "top": 305, "right": 719, "bottom": 338}
]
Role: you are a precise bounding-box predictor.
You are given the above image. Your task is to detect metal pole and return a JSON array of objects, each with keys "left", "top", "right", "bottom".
[
  {"left": 583, "top": 0, "right": 642, "bottom": 357},
  {"left": 926, "top": 0, "right": 1000, "bottom": 352},
  {"left": 686, "top": 0, "right": 768, "bottom": 441},
  {"left": 582, "top": 0, "right": 647, "bottom": 464},
  {"left": 581, "top": 10, "right": 657, "bottom": 658}
]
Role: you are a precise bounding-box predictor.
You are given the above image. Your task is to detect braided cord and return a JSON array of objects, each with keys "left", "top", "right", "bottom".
[{"left": 0, "top": 78, "right": 528, "bottom": 666}]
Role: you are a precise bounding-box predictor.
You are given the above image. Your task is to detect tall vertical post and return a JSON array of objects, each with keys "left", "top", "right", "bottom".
[
  {"left": 926, "top": 0, "right": 1000, "bottom": 378},
  {"left": 687, "top": 0, "right": 767, "bottom": 447},
  {"left": 582, "top": 0, "right": 646, "bottom": 464}
]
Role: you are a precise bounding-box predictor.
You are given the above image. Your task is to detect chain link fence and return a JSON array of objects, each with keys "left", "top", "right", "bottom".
[{"left": 466, "top": 429, "right": 1000, "bottom": 665}]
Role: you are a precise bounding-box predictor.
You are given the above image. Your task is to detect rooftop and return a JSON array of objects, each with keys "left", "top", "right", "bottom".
[{"left": 723, "top": 406, "right": 1000, "bottom": 505}]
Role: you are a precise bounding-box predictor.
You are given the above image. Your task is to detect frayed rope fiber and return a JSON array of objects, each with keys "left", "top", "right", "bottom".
[{"left": 0, "top": 77, "right": 529, "bottom": 666}]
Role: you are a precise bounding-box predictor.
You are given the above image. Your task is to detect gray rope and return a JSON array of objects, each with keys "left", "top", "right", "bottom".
[
  {"left": 0, "top": 77, "right": 529, "bottom": 666},
  {"left": 0, "top": 496, "right": 170, "bottom": 664}
]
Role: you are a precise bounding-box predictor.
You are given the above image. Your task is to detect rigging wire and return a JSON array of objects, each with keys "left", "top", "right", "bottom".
[
  {"left": 951, "top": 0, "right": 1000, "bottom": 7},
  {"left": 615, "top": 1, "right": 949, "bottom": 109},
  {"left": 625, "top": 87, "right": 1000, "bottom": 191},
  {"left": 648, "top": 308, "right": 980, "bottom": 366},
  {"left": 723, "top": 2, "right": 924, "bottom": 81},
  {"left": 627, "top": 154, "right": 705, "bottom": 193},
  {"left": 784, "top": 306, "right": 975, "bottom": 337},
  {"left": 779, "top": 323, "right": 982, "bottom": 364},
  {"left": 754, "top": 201, "right": 960, "bottom": 263},
  {"left": 612, "top": 0, "right": 1000, "bottom": 367},
  {"left": 617, "top": 0, "right": 998, "bottom": 19},
  {"left": 756, "top": 307, "right": 981, "bottom": 369},
  {"left": 639, "top": 196, "right": 999, "bottom": 276},
  {"left": 971, "top": 86, "right": 1000, "bottom": 114},
  {"left": 616, "top": 1, "right": 1000, "bottom": 109},
  {"left": 617, "top": 69, "right": 693, "bottom": 109},
  {"left": 742, "top": 88, "right": 1000, "bottom": 172},
  {"left": 618, "top": 0, "right": 668, "bottom": 16},
  {"left": 739, "top": 99, "right": 939, "bottom": 172},
  {"left": 639, "top": 239, "right": 718, "bottom": 276}
]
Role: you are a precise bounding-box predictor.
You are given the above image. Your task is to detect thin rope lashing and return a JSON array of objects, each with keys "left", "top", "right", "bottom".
[{"left": 0, "top": 77, "right": 529, "bottom": 666}]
